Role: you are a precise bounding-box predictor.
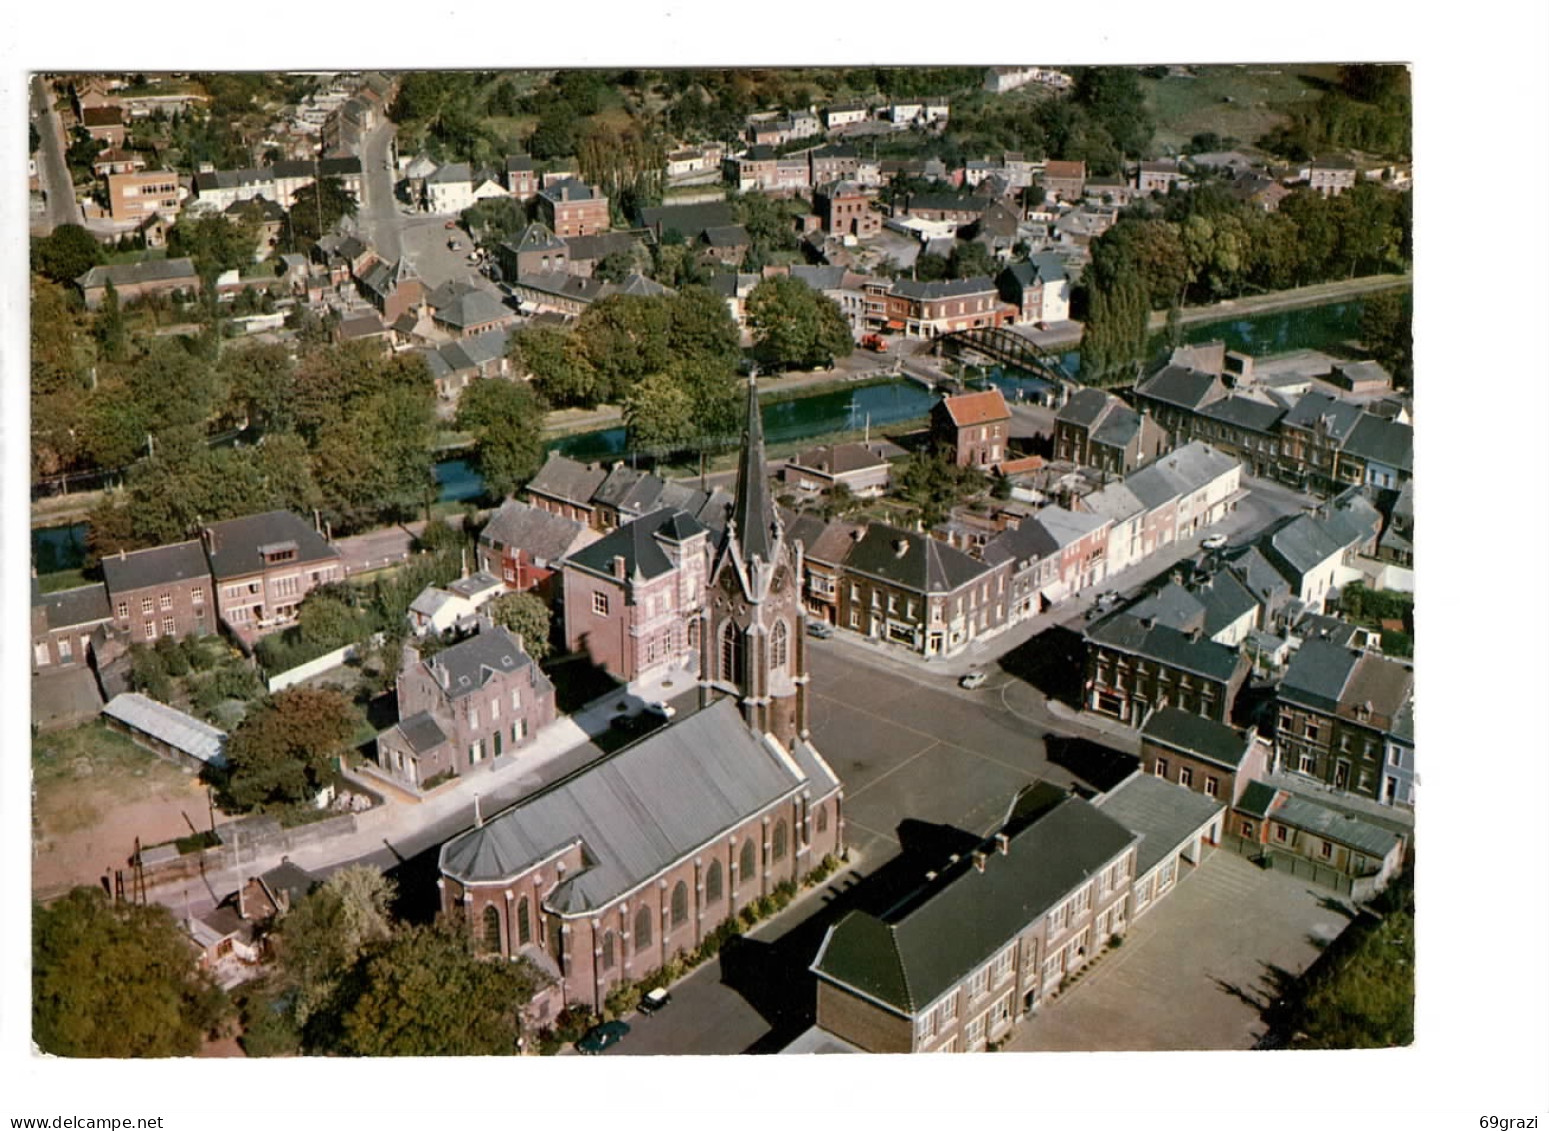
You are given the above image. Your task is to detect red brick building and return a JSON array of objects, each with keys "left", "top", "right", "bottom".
[
  {"left": 476, "top": 499, "right": 594, "bottom": 600},
  {"left": 201, "top": 510, "right": 343, "bottom": 645},
  {"left": 101, "top": 540, "right": 214, "bottom": 646},
  {"left": 931, "top": 388, "right": 1012, "bottom": 468},
  {"left": 536, "top": 179, "right": 610, "bottom": 238},
  {"left": 815, "top": 181, "right": 881, "bottom": 239},
  {"left": 887, "top": 277, "right": 1007, "bottom": 340}
]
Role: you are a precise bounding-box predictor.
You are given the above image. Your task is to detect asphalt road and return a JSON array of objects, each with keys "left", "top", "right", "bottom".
[
  {"left": 358, "top": 119, "right": 402, "bottom": 261},
  {"left": 31, "top": 75, "right": 83, "bottom": 233}
]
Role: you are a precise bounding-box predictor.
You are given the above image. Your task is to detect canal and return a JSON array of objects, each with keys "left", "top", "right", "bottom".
[{"left": 36, "top": 294, "right": 1408, "bottom": 555}]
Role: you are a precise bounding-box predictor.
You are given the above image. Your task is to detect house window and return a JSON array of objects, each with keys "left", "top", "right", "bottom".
[
  {"left": 57, "top": 637, "right": 73, "bottom": 662},
  {"left": 739, "top": 838, "right": 756, "bottom": 882},
  {"left": 967, "top": 965, "right": 990, "bottom": 1001},
  {"left": 634, "top": 905, "right": 653, "bottom": 952},
  {"left": 705, "top": 860, "right": 723, "bottom": 904},
  {"left": 491, "top": 697, "right": 500, "bottom": 721},
  {"left": 517, "top": 898, "right": 531, "bottom": 945},
  {"left": 671, "top": 881, "right": 689, "bottom": 927},
  {"left": 117, "top": 601, "right": 128, "bottom": 619},
  {"left": 1179, "top": 766, "right": 1193, "bottom": 787},
  {"left": 592, "top": 591, "right": 609, "bottom": 616},
  {"left": 1154, "top": 758, "right": 1168, "bottom": 778},
  {"left": 771, "top": 620, "right": 788, "bottom": 670},
  {"left": 159, "top": 592, "right": 172, "bottom": 611},
  {"left": 35, "top": 643, "right": 50, "bottom": 667},
  {"left": 1240, "top": 819, "right": 1254, "bottom": 837},
  {"left": 1204, "top": 777, "right": 1219, "bottom": 798},
  {"left": 721, "top": 623, "right": 743, "bottom": 685},
  {"left": 816, "top": 806, "right": 828, "bottom": 835},
  {"left": 1298, "top": 752, "right": 1316, "bottom": 774},
  {"left": 1320, "top": 841, "right": 1333, "bottom": 860},
  {"left": 772, "top": 819, "right": 788, "bottom": 863},
  {"left": 192, "top": 587, "right": 204, "bottom": 606},
  {"left": 992, "top": 946, "right": 1016, "bottom": 986},
  {"left": 510, "top": 689, "right": 521, "bottom": 710},
  {"left": 162, "top": 617, "right": 175, "bottom": 637},
  {"left": 1274, "top": 824, "right": 1288, "bottom": 843},
  {"left": 144, "top": 620, "right": 156, "bottom": 640},
  {"left": 965, "top": 1014, "right": 986, "bottom": 1051},
  {"left": 141, "top": 597, "right": 154, "bottom": 615}
]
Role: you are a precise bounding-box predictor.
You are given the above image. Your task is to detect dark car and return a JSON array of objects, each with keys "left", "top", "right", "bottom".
[
  {"left": 638, "top": 987, "right": 672, "bottom": 1015},
  {"left": 576, "top": 1020, "right": 630, "bottom": 1054},
  {"left": 806, "top": 620, "right": 835, "bottom": 640}
]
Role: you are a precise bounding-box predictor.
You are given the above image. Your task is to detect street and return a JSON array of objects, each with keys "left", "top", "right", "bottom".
[{"left": 31, "top": 75, "right": 84, "bottom": 233}]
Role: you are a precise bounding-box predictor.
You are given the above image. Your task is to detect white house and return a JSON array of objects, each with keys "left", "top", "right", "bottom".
[
  {"left": 407, "top": 571, "right": 506, "bottom": 636},
  {"left": 426, "top": 163, "right": 476, "bottom": 214}
]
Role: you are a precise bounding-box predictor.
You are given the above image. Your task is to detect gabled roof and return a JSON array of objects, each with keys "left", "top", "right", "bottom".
[
  {"left": 1032, "top": 505, "right": 1109, "bottom": 549},
  {"left": 434, "top": 289, "right": 511, "bottom": 329},
  {"left": 1200, "top": 395, "right": 1286, "bottom": 434},
  {"left": 526, "top": 452, "right": 607, "bottom": 508},
  {"left": 439, "top": 698, "right": 817, "bottom": 904},
  {"left": 1125, "top": 582, "right": 1206, "bottom": 634},
  {"left": 1263, "top": 514, "right": 1347, "bottom": 578},
  {"left": 480, "top": 499, "right": 588, "bottom": 565},
  {"left": 786, "top": 514, "right": 863, "bottom": 566},
  {"left": 77, "top": 258, "right": 200, "bottom": 290},
  {"left": 1271, "top": 793, "right": 1401, "bottom": 857},
  {"left": 423, "top": 624, "right": 545, "bottom": 703},
  {"left": 103, "top": 693, "right": 227, "bottom": 767},
  {"left": 1343, "top": 414, "right": 1413, "bottom": 473},
  {"left": 1188, "top": 567, "right": 1261, "bottom": 638},
  {"left": 982, "top": 519, "right": 1057, "bottom": 569},
  {"left": 812, "top": 791, "right": 1135, "bottom": 1014},
  {"left": 844, "top": 523, "right": 992, "bottom": 595},
  {"left": 203, "top": 510, "right": 338, "bottom": 579},
  {"left": 1085, "top": 613, "right": 1247, "bottom": 683},
  {"left": 427, "top": 162, "right": 472, "bottom": 185},
  {"left": 510, "top": 223, "right": 567, "bottom": 254},
  {"left": 1096, "top": 773, "right": 1224, "bottom": 877},
  {"left": 1136, "top": 364, "right": 1224, "bottom": 412},
  {"left": 1057, "top": 387, "right": 1120, "bottom": 428},
  {"left": 35, "top": 582, "right": 113, "bottom": 630},
  {"left": 893, "top": 276, "right": 999, "bottom": 303},
  {"left": 700, "top": 224, "right": 750, "bottom": 248},
  {"left": 937, "top": 388, "right": 1010, "bottom": 428},
  {"left": 563, "top": 231, "right": 637, "bottom": 262},
  {"left": 1278, "top": 638, "right": 1360, "bottom": 713},
  {"left": 636, "top": 201, "right": 738, "bottom": 238},
  {"left": 567, "top": 508, "right": 702, "bottom": 584},
  {"left": 1141, "top": 707, "right": 1254, "bottom": 770},
  {"left": 394, "top": 710, "right": 449, "bottom": 755},
  {"left": 101, "top": 540, "right": 210, "bottom": 594},
  {"left": 1280, "top": 391, "right": 1363, "bottom": 442}
]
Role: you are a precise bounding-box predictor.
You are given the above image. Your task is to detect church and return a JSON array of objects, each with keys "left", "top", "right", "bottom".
[{"left": 436, "top": 381, "right": 845, "bottom": 1014}]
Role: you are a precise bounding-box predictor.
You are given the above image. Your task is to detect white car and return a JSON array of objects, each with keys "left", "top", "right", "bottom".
[
  {"left": 959, "top": 671, "right": 988, "bottom": 690},
  {"left": 1201, "top": 534, "right": 1228, "bottom": 551},
  {"left": 645, "top": 701, "right": 677, "bottom": 720}
]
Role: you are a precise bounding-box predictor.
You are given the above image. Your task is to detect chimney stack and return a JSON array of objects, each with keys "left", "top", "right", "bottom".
[
  {"left": 612, "top": 555, "right": 627, "bottom": 580},
  {"left": 972, "top": 850, "right": 988, "bottom": 873}
]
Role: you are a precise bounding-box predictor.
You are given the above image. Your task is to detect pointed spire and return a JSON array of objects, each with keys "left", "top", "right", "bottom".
[{"left": 730, "top": 376, "right": 778, "bottom": 566}]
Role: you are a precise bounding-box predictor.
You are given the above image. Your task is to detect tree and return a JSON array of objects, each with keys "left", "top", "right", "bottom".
[
  {"left": 275, "top": 865, "right": 396, "bottom": 1032},
  {"left": 948, "top": 240, "right": 995, "bottom": 280},
  {"left": 1072, "top": 67, "right": 1155, "bottom": 159},
  {"left": 221, "top": 341, "right": 296, "bottom": 432},
  {"left": 94, "top": 278, "right": 129, "bottom": 363},
  {"left": 1360, "top": 291, "right": 1412, "bottom": 388},
  {"left": 167, "top": 211, "right": 259, "bottom": 279},
  {"left": 222, "top": 687, "right": 357, "bottom": 811},
  {"left": 623, "top": 371, "right": 699, "bottom": 456},
  {"left": 33, "top": 224, "right": 104, "bottom": 286},
  {"left": 509, "top": 324, "right": 603, "bottom": 408},
  {"left": 668, "top": 285, "right": 742, "bottom": 367},
  {"left": 745, "top": 276, "right": 854, "bottom": 371},
  {"left": 594, "top": 248, "right": 637, "bottom": 284},
  {"left": 296, "top": 590, "right": 364, "bottom": 650},
  {"left": 488, "top": 591, "right": 553, "bottom": 663},
  {"left": 895, "top": 450, "right": 983, "bottom": 528},
  {"left": 34, "top": 888, "right": 229, "bottom": 1057},
  {"left": 285, "top": 176, "right": 359, "bottom": 250},
  {"left": 454, "top": 378, "right": 548, "bottom": 499},
  {"left": 336, "top": 921, "right": 545, "bottom": 1056}
]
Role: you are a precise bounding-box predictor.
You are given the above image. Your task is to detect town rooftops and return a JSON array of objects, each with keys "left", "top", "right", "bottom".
[
  {"left": 1058, "top": 387, "right": 1120, "bottom": 428},
  {"left": 526, "top": 453, "right": 609, "bottom": 509},
  {"left": 424, "top": 624, "right": 546, "bottom": 703},
  {"left": 636, "top": 201, "right": 738, "bottom": 239},
  {"left": 103, "top": 692, "right": 228, "bottom": 768},
  {"left": 76, "top": 258, "right": 200, "bottom": 290},
  {"left": 538, "top": 178, "right": 599, "bottom": 202},
  {"left": 100, "top": 540, "right": 210, "bottom": 594},
  {"left": 509, "top": 223, "right": 568, "bottom": 254},
  {"left": 439, "top": 697, "right": 830, "bottom": 906},
  {"left": 434, "top": 289, "right": 511, "bottom": 330},
  {"left": 903, "top": 192, "right": 993, "bottom": 215},
  {"left": 202, "top": 510, "right": 338, "bottom": 580},
  {"left": 844, "top": 523, "right": 992, "bottom": 595},
  {"left": 1278, "top": 638, "right": 1362, "bottom": 713},
  {"left": 1124, "top": 582, "right": 1206, "bottom": 634},
  {"left": 1085, "top": 613, "right": 1246, "bottom": 683},
  {"left": 1095, "top": 772, "right": 1224, "bottom": 878},
  {"left": 786, "top": 440, "right": 902, "bottom": 476},
  {"left": 1343, "top": 414, "right": 1413, "bottom": 473},
  {"left": 1136, "top": 364, "right": 1225, "bottom": 412},
  {"left": 567, "top": 508, "right": 706, "bottom": 584},
  {"left": 1263, "top": 513, "right": 1349, "bottom": 577},
  {"left": 1141, "top": 707, "right": 1255, "bottom": 770},
  {"left": 1043, "top": 160, "right": 1086, "bottom": 179},
  {"left": 811, "top": 789, "right": 1135, "bottom": 1015},
  {"left": 1280, "top": 391, "right": 1364, "bottom": 441},
  {"left": 1267, "top": 791, "right": 1401, "bottom": 858},
  {"left": 1200, "top": 395, "right": 1287, "bottom": 434},
  {"left": 34, "top": 582, "right": 113, "bottom": 630},
  {"left": 936, "top": 387, "right": 1010, "bottom": 428}
]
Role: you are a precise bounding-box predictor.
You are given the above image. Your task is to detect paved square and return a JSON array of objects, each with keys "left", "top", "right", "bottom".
[{"left": 1009, "top": 849, "right": 1353, "bottom": 1051}]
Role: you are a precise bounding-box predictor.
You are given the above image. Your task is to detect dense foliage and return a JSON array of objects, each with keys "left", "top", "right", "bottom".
[
  {"left": 745, "top": 275, "right": 855, "bottom": 372},
  {"left": 220, "top": 686, "right": 357, "bottom": 812}
]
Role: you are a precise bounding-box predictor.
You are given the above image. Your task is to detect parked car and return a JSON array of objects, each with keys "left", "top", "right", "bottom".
[
  {"left": 806, "top": 620, "right": 835, "bottom": 640},
  {"left": 576, "top": 1020, "right": 630, "bottom": 1055},
  {"left": 1201, "top": 534, "right": 1228, "bottom": 551},
  {"left": 645, "top": 701, "right": 677, "bottom": 720},
  {"left": 959, "top": 671, "right": 988, "bottom": 690},
  {"left": 638, "top": 987, "right": 672, "bottom": 1015}
]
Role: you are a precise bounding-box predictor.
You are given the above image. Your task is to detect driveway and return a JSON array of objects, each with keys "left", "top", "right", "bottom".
[{"left": 1008, "top": 849, "right": 1354, "bottom": 1051}]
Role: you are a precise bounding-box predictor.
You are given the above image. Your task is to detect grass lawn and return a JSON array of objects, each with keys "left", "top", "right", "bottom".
[
  {"left": 33, "top": 722, "right": 192, "bottom": 831},
  {"left": 1141, "top": 64, "right": 1341, "bottom": 152},
  {"left": 35, "top": 568, "right": 92, "bottom": 594}
]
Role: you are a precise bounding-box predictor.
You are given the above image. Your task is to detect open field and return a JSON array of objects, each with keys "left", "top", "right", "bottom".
[{"left": 1141, "top": 63, "right": 1342, "bottom": 152}]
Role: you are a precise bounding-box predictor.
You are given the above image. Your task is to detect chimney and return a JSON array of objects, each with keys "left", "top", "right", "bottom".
[
  {"left": 994, "top": 832, "right": 1010, "bottom": 856},
  {"left": 972, "top": 850, "right": 988, "bottom": 873},
  {"left": 612, "top": 555, "right": 627, "bottom": 580},
  {"left": 1139, "top": 616, "right": 1156, "bottom": 630},
  {"left": 473, "top": 792, "right": 483, "bottom": 828},
  {"left": 119, "top": 547, "right": 126, "bottom": 561},
  {"left": 236, "top": 879, "right": 248, "bottom": 920}
]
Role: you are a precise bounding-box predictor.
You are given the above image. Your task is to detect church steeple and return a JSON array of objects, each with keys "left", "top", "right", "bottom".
[{"left": 728, "top": 377, "right": 779, "bottom": 568}]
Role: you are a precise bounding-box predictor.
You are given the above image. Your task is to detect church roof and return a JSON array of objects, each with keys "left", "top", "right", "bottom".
[{"left": 728, "top": 379, "right": 780, "bottom": 567}]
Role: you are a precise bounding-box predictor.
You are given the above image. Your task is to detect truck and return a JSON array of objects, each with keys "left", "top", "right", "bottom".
[{"left": 861, "top": 333, "right": 888, "bottom": 353}]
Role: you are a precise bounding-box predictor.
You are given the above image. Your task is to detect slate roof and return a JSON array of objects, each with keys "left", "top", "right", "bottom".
[
  {"left": 538, "top": 178, "right": 598, "bottom": 203},
  {"left": 1091, "top": 405, "right": 1145, "bottom": 449},
  {"left": 395, "top": 710, "right": 449, "bottom": 755},
  {"left": 77, "top": 258, "right": 199, "bottom": 290},
  {"left": 1280, "top": 391, "right": 1363, "bottom": 442},
  {"left": 480, "top": 499, "right": 587, "bottom": 565},
  {"left": 1226, "top": 546, "right": 1292, "bottom": 605},
  {"left": 937, "top": 388, "right": 1010, "bottom": 429},
  {"left": 893, "top": 276, "right": 1000, "bottom": 302},
  {"left": 1058, "top": 387, "right": 1118, "bottom": 428},
  {"left": 526, "top": 453, "right": 608, "bottom": 509},
  {"left": 701, "top": 224, "right": 750, "bottom": 248},
  {"left": 904, "top": 192, "right": 991, "bottom": 215},
  {"left": 789, "top": 515, "right": 863, "bottom": 566},
  {"left": 567, "top": 508, "right": 703, "bottom": 583},
  {"left": 103, "top": 693, "right": 228, "bottom": 767},
  {"left": 505, "top": 153, "right": 534, "bottom": 174},
  {"left": 427, "top": 162, "right": 472, "bottom": 185},
  {"left": 1141, "top": 707, "right": 1253, "bottom": 770},
  {"left": 510, "top": 223, "right": 567, "bottom": 254},
  {"left": 1235, "top": 779, "right": 1279, "bottom": 818},
  {"left": 515, "top": 271, "right": 609, "bottom": 303},
  {"left": 563, "top": 231, "right": 637, "bottom": 262},
  {"left": 101, "top": 540, "right": 210, "bottom": 595},
  {"left": 727, "top": 379, "right": 779, "bottom": 567},
  {"left": 1200, "top": 395, "right": 1286, "bottom": 434},
  {"left": 788, "top": 265, "right": 848, "bottom": 292},
  {"left": 426, "top": 278, "right": 481, "bottom": 310},
  {"left": 844, "top": 523, "right": 992, "bottom": 595},
  {"left": 811, "top": 792, "right": 1136, "bottom": 1014},
  {"left": 982, "top": 520, "right": 1057, "bottom": 569},
  {"left": 1189, "top": 568, "right": 1261, "bottom": 638},
  {"left": 1278, "top": 638, "right": 1360, "bottom": 713},
  {"left": 439, "top": 698, "right": 818, "bottom": 903},
  {"left": 434, "top": 290, "right": 511, "bottom": 330},
  {"left": 1085, "top": 613, "right": 1246, "bottom": 683},
  {"left": 203, "top": 510, "right": 338, "bottom": 579},
  {"left": 35, "top": 582, "right": 113, "bottom": 630},
  {"left": 424, "top": 624, "right": 547, "bottom": 703},
  {"left": 787, "top": 441, "right": 897, "bottom": 476},
  {"left": 1081, "top": 481, "right": 1146, "bottom": 524},
  {"left": 1096, "top": 773, "right": 1224, "bottom": 878},
  {"left": 1125, "top": 582, "right": 1206, "bottom": 634},
  {"left": 1263, "top": 514, "right": 1347, "bottom": 579},
  {"left": 1343, "top": 415, "right": 1413, "bottom": 473},
  {"left": 637, "top": 201, "right": 738, "bottom": 238},
  {"left": 1136, "top": 364, "right": 1223, "bottom": 412}
]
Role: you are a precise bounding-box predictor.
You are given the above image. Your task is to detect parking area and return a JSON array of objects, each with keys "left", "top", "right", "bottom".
[{"left": 1008, "top": 848, "right": 1354, "bottom": 1051}]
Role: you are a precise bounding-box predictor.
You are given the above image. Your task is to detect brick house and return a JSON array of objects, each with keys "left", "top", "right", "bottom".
[
  {"left": 815, "top": 181, "right": 880, "bottom": 239},
  {"left": 931, "top": 388, "right": 1012, "bottom": 468},
  {"left": 107, "top": 169, "right": 182, "bottom": 224},
  {"left": 201, "top": 510, "right": 343, "bottom": 644},
  {"left": 1232, "top": 781, "right": 1405, "bottom": 896},
  {"left": 1040, "top": 159, "right": 1087, "bottom": 201},
  {"left": 808, "top": 143, "right": 861, "bottom": 184},
  {"left": 811, "top": 783, "right": 1137, "bottom": 1052},
  {"left": 76, "top": 259, "right": 201, "bottom": 311},
  {"left": 779, "top": 441, "right": 898, "bottom": 499},
  {"left": 1084, "top": 612, "right": 1251, "bottom": 727},
  {"left": 31, "top": 581, "right": 114, "bottom": 673},
  {"left": 431, "top": 289, "right": 516, "bottom": 340},
  {"left": 1140, "top": 707, "right": 1270, "bottom": 806},
  {"left": 93, "top": 147, "right": 147, "bottom": 178},
  {"left": 839, "top": 523, "right": 1011, "bottom": 658},
  {"left": 1132, "top": 360, "right": 1228, "bottom": 438},
  {"left": 524, "top": 453, "right": 610, "bottom": 527},
  {"left": 784, "top": 514, "right": 862, "bottom": 627},
  {"left": 496, "top": 223, "right": 569, "bottom": 279},
  {"left": 561, "top": 508, "right": 711, "bottom": 683},
  {"left": 1305, "top": 159, "right": 1358, "bottom": 197},
  {"left": 82, "top": 105, "right": 127, "bottom": 146},
  {"left": 1274, "top": 639, "right": 1415, "bottom": 805},
  {"left": 376, "top": 623, "right": 556, "bottom": 788},
  {"left": 890, "top": 277, "right": 1006, "bottom": 340},
  {"left": 998, "top": 255, "right": 1070, "bottom": 325},
  {"left": 536, "top": 179, "right": 610, "bottom": 238},
  {"left": 438, "top": 698, "right": 842, "bottom": 1014},
  {"left": 898, "top": 192, "right": 991, "bottom": 225},
  {"left": 984, "top": 505, "right": 1112, "bottom": 608},
  {"left": 1053, "top": 388, "right": 1169, "bottom": 475},
  {"left": 355, "top": 256, "right": 426, "bottom": 326},
  {"left": 1134, "top": 159, "right": 1183, "bottom": 195},
  {"left": 101, "top": 540, "right": 215, "bottom": 647},
  {"left": 476, "top": 499, "right": 595, "bottom": 600},
  {"left": 504, "top": 153, "right": 538, "bottom": 200},
  {"left": 562, "top": 231, "right": 641, "bottom": 278}
]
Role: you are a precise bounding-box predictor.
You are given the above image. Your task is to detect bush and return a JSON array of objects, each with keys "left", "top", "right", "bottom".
[
  {"left": 550, "top": 1005, "right": 597, "bottom": 1044},
  {"left": 129, "top": 644, "right": 173, "bottom": 701},
  {"left": 156, "top": 634, "right": 191, "bottom": 676},
  {"left": 605, "top": 981, "right": 642, "bottom": 1020},
  {"left": 184, "top": 635, "right": 219, "bottom": 671}
]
